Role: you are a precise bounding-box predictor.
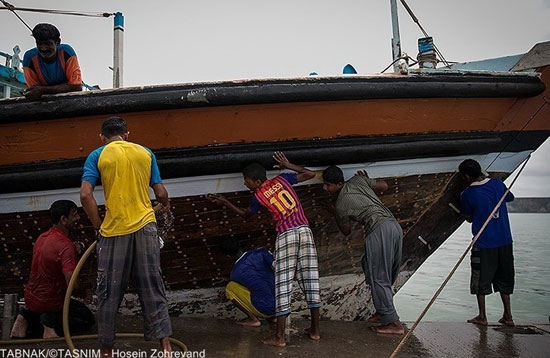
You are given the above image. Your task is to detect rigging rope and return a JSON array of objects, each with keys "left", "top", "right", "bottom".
[
  {"left": 389, "top": 155, "right": 531, "bottom": 357},
  {"left": 380, "top": 55, "right": 418, "bottom": 73},
  {"left": 1, "top": 1, "right": 113, "bottom": 33},
  {"left": 398, "top": 0, "right": 451, "bottom": 68},
  {"left": 0, "top": 5, "right": 113, "bottom": 18},
  {"left": 485, "top": 98, "right": 549, "bottom": 172},
  {"left": 1, "top": 0, "right": 32, "bottom": 33}
]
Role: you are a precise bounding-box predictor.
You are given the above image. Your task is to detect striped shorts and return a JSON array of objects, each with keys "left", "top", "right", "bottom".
[{"left": 274, "top": 225, "right": 321, "bottom": 316}]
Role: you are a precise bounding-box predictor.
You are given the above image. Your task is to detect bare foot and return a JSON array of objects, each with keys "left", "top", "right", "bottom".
[
  {"left": 498, "top": 317, "right": 515, "bottom": 327},
  {"left": 262, "top": 334, "right": 286, "bottom": 347},
  {"left": 10, "top": 315, "right": 28, "bottom": 338},
  {"left": 371, "top": 321, "right": 405, "bottom": 335},
  {"left": 160, "top": 337, "right": 172, "bottom": 357},
  {"left": 367, "top": 313, "right": 381, "bottom": 324},
  {"left": 42, "top": 325, "right": 60, "bottom": 339},
  {"left": 237, "top": 317, "right": 261, "bottom": 327},
  {"left": 100, "top": 346, "right": 113, "bottom": 358},
  {"left": 467, "top": 315, "right": 488, "bottom": 326},
  {"left": 304, "top": 327, "right": 320, "bottom": 341}
]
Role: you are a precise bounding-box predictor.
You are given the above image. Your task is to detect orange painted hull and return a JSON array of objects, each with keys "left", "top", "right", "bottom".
[{"left": 1, "top": 68, "right": 549, "bottom": 167}]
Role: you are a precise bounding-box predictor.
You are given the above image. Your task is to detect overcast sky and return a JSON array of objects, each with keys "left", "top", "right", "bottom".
[{"left": 1, "top": 0, "right": 549, "bottom": 196}]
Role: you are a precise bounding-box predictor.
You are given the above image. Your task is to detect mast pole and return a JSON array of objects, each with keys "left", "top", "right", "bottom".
[
  {"left": 390, "top": 0, "right": 402, "bottom": 73},
  {"left": 113, "top": 12, "right": 124, "bottom": 88}
]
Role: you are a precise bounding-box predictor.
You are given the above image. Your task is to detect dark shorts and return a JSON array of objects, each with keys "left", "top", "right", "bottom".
[
  {"left": 19, "top": 299, "right": 94, "bottom": 337},
  {"left": 470, "top": 244, "right": 514, "bottom": 295}
]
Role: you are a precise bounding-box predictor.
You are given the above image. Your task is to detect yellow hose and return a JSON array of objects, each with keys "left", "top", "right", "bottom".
[{"left": 1, "top": 240, "right": 188, "bottom": 355}]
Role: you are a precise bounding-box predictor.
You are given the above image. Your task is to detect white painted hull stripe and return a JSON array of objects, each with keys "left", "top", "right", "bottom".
[{"left": 0, "top": 151, "right": 531, "bottom": 213}]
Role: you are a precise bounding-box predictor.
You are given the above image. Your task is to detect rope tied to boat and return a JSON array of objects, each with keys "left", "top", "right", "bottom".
[
  {"left": 389, "top": 155, "right": 531, "bottom": 358},
  {"left": 398, "top": 0, "right": 450, "bottom": 68},
  {"left": 1, "top": 1, "right": 114, "bottom": 33},
  {"left": 0, "top": 0, "right": 33, "bottom": 32},
  {"left": 0, "top": 3, "right": 114, "bottom": 18}
]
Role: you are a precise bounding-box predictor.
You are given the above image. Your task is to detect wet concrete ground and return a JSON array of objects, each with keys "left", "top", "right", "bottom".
[{"left": 1, "top": 316, "right": 549, "bottom": 357}]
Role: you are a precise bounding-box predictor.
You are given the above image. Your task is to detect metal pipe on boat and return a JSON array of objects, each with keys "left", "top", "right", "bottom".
[
  {"left": 113, "top": 12, "right": 124, "bottom": 88},
  {"left": 390, "top": 0, "right": 402, "bottom": 73}
]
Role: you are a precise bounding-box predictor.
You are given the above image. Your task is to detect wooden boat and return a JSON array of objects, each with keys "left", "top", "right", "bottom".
[{"left": 0, "top": 42, "right": 549, "bottom": 320}]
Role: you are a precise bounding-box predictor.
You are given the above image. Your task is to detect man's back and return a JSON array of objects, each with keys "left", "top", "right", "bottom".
[
  {"left": 25, "top": 227, "right": 76, "bottom": 312},
  {"left": 336, "top": 175, "right": 394, "bottom": 235},
  {"left": 461, "top": 178, "right": 514, "bottom": 248},
  {"left": 250, "top": 173, "right": 309, "bottom": 233},
  {"left": 231, "top": 248, "right": 275, "bottom": 316},
  {"left": 82, "top": 141, "right": 159, "bottom": 237}
]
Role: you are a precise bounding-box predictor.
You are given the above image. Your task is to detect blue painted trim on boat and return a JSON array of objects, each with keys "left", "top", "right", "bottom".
[
  {"left": 0, "top": 64, "right": 26, "bottom": 84},
  {"left": 449, "top": 54, "right": 524, "bottom": 72},
  {"left": 114, "top": 12, "right": 124, "bottom": 28}
]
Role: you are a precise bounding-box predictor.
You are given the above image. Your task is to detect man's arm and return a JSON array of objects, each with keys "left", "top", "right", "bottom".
[
  {"left": 334, "top": 215, "right": 352, "bottom": 236},
  {"left": 325, "top": 201, "right": 352, "bottom": 236},
  {"left": 207, "top": 194, "right": 254, "bottom": 218},
  {"left": 63, "top": 270, "right": 92, "bottom": 299},
  {"left": 80, "top": 181, "right": 101, "bottom": 230},
  {"left": 459, "top": 191, "right": 473, "bottom": 223},
  {"left": 23, "top": 83, "right": 82, "bottom": 100},
  {"left": 152, "top": 183, "right": 170, "bottom": 211},
  {"left": 357, "top": 170, "right": 387, "bottom": 193},
  {"left": 273, "top": 151, "right": 315, "bottom": 183},
  {"left": 63, "top": 270, "right": 77, "bottom": 288}
]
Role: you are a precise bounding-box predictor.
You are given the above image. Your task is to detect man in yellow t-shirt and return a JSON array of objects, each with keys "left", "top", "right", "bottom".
[{"left": 80, "top": 117, "right": 172, "bottom": 357}]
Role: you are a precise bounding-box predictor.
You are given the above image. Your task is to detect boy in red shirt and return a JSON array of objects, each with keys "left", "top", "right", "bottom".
[{"left": 208, "top": 152, "right": 321, "bottom": 347}]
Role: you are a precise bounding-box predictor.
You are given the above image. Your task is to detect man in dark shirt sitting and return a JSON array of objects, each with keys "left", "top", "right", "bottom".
[
  {"left": 10, "top": 200, "right": 94, "bottom": 339},
  {"left": 220, "top": 239, "right": 275, "bottom": 327}
]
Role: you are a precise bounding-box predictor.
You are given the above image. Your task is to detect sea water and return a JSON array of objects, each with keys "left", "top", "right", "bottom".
[{"left": 394, "top": 213, "right": 550, "bottom": 323}]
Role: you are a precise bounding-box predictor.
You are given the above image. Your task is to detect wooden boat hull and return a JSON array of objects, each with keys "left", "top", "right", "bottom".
[{"left": 1, "top": 47, "right": 550, "bottom": 319}]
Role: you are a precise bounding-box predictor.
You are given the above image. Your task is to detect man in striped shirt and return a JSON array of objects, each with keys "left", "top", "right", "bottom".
[
  {"left": 208, "top": 152, "right": 321, "bottom": 347},
  {"left": 322, "top": 165, "right": 404, "bottom": 334}
]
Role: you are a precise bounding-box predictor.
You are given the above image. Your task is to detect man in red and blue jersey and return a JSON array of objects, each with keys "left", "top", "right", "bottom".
[
  {"left": 208, "top": 151, "right": 321, "bottom": 347},
  {"left": 22, "top": 23, "right": 82, "bottom": 100}
]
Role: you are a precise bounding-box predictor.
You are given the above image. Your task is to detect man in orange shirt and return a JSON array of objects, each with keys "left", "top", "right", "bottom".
[{"left": 22, "top": 23, "right": 82, "bottom": 100}]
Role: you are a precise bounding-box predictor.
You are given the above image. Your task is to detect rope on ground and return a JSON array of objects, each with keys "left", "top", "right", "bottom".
[{"left": 389, "top": 155, "right": 531, "bottom": 358}]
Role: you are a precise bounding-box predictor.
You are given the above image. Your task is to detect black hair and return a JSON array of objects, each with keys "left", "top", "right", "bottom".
[
  {"left": 219, "top": 239, "right": 240, "bottom": 256},
  {"left": 242, "top": 162, "right": 267, "bottom": 181},
  {"left": 322, "top": 165, "right": 344, "bottom": 184},
  {"left": 101, "top": 117, "right": 128, "bottom": 138},
  {"left": 32, "top": 23, "right": 61, "bottom": 42},
  {"left": 49, "top": 200, "right": 77, "bottom": 225},
  {"left": 458, "top": 159, "right": 483, "bottom": 178}
]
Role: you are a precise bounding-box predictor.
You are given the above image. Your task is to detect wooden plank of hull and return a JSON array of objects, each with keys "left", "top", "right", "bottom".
[
  {"left": 0, "top": 171, "right": 476, "bottom": 295},
  {"left": 497, "top": 67, "right": 550, "bottom": 132},
  {"left": 0, "top": 97, "right": 521, "bottom": 166}
]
